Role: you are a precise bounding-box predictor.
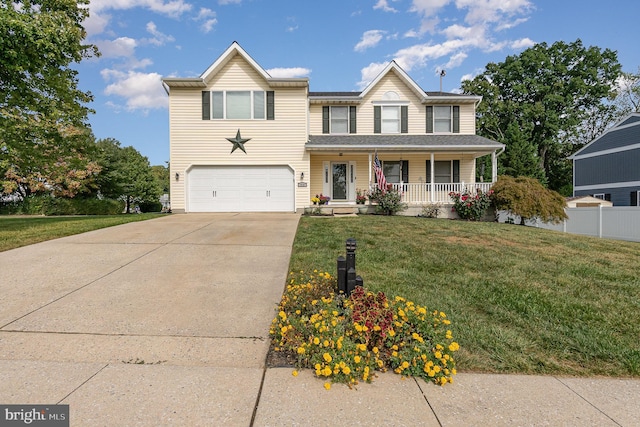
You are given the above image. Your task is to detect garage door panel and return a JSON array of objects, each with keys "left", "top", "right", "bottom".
[{"left": 187, "top": 166, "right": 293, "bottom": 212}]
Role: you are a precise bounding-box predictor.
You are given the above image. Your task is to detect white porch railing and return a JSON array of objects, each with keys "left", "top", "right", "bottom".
[{"left": 380, "top": 182, "right": 494, "bottom": 204}]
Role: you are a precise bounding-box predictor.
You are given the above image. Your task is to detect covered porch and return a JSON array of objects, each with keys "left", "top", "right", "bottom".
[{"left": 305, "top": 134, "right": 505, "bottom": 206}]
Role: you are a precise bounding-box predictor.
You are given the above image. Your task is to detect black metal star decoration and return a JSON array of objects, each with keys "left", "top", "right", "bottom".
[{"left": 226, "top": 129, "right": 251, "bottom": 154}]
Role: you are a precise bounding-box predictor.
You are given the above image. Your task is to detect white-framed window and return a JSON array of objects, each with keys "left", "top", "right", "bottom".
[
  {"left": 593, "top": 193, "right": 605, "bottom": 200},
  {"left": 434, "top": 106, "right": 452, "bottom": 132},
  {"left": 330, "top": 106, "right": 349, "bottom": 134},
  {"left": 382, "top": 106, "right": 400, "bottom": 133},
  {"left": 211, "top": 90, "right": 266, "bottom": 119},
  {"left": 383, "top": 161, "right": 401, "bottom": 183}
]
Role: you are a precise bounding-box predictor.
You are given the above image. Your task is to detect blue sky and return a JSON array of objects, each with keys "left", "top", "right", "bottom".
[{"left": 77, "top": 0, "right": 640, "bottom": 166}]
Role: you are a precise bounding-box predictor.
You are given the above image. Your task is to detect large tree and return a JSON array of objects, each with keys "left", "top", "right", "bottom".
[
  {"left": 0, "top": 0, "right": 99, "bottom": 196},
  {"left": 95, "top": 138, "right": 162, "bottom": 213},
  {"left": 462, "top": 40, "right": 621, "bottom": 193}
]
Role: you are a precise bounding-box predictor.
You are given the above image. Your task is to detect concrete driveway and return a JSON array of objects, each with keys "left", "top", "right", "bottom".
[{"left": 0, "top": 213, "right": 300, "bottom": 425}]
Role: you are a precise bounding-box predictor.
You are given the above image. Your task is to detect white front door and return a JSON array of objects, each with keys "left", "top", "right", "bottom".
[{"left": 331, "top": 162, "right": 348, "bottom": 201}]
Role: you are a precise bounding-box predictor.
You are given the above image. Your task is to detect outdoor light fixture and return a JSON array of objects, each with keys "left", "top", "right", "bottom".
[
  {"left": 300, "top": 171, "right": 304, "bottom": 180},
  {"left": 175, "top": 172, "right": 179, "bottom": 181}
]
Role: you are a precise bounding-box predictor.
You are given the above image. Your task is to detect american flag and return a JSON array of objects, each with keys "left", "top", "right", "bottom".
[{"left": 373, "top": 152, "right": 387, "bottom": 191}]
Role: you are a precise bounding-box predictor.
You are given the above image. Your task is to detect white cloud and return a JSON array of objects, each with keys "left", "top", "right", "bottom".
[
  {"left": 89, "top": 0, "right": 192, "bottom": 17},
  {"left": 101, "top": 69, "right": 168, "bottom": 111},
  {"left": 95, "top": 37, "right": 138, "bottom": 58},
  {"left": 511, "top": 37, "right": 536, "bottom": 49},
  {"left": 445, "top": 51, "right": 467, "bottom": 68},
  {"left": 83, "top": 11, "right": 111, "bottom": 37},
  {"left": 354, "top": 30, "right": 387, "bottom": 52},
  {"left": 219, "top": 0, "right": 241, "bottom": 4},
  {"left": 455, "top": 0, "right": 533, "bottom": 25},
  {"left": 144, "top": 21, "right": 175, "bottom": 45},
  {"left": 194, "top": 7, "right": 217, "bottom": 33},
  {"left": 266, "top": 67, "right": 311, "bottom": 78},
  {"left": 373, "top": 0, "right": 398, "bottom": 13},
  {"left": 357, "top": 62, "right": 389, "bottom": 90}
]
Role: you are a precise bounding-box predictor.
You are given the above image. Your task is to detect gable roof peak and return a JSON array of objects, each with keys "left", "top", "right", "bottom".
[
  {"left": 360, "top": 61, "right": 426, "bottom": 100},
  {"left": 200, "top": 41, "right": 272, "bottom": 83}
]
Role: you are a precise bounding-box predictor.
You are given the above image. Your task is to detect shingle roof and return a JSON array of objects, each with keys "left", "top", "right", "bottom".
[{"left": 306, "top": 134, "right": 504, "bottom": 151}]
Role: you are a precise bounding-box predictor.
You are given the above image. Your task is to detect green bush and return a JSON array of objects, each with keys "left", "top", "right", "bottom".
[
  {"left": 449, "top": 189, "right": 493, "bottom": 221},
  {"left": 368, "top": 186, "right": 407, "bottom": 216},
  {"left": 138, "top": 201, "right": 162, "bottom": 213},
  {"left": 0, "top": 195, "right": 123, "bottom": 215},
  {"left": 490, "top": 175, "right": 568, "bottom": 224}
]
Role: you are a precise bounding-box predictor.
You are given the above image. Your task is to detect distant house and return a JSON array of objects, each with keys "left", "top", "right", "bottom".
[
  {"left": 565, "top": 196, "right": 613, "bottom": 208},
  {"left": 571, "top": 112, "right": 640, "bottom": 206},
  {"left": 161, "top": 42, "right": 504, "bottom": 213}
]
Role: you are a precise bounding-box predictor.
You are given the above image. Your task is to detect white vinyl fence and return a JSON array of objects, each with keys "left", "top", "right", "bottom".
[{"left": 497, "top": 207, "right": 640, "bottom": 243}]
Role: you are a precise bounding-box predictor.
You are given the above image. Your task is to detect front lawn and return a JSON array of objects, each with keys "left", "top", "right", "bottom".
[
  {"left": 0, "top": 214, "right": 161, "bottom": 252},
  {"left": 288, "top": 216, "right": 640, "bottom": 377}
]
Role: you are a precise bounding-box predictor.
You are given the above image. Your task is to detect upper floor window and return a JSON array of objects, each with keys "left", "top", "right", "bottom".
[
  {"left": 374, "top": 105, "right": 408, "bottom": 134},
  {"left": 426, "top": 105, "right": 460, "bottom": 133},
  {"left": 202, "top": 90, "right": 274, "bottom": 120},
  {"left": 322, "top": 106, "right": 356, "bottom": 134}
]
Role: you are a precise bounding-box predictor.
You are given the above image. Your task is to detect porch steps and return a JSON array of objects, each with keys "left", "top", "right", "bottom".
[{"left": 332, "top": 206, "right": 359, "bottom": 215}]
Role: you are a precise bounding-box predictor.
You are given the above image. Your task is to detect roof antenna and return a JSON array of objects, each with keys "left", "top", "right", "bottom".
[{"left": 439, "top": 69, "right": 446, "bottom": 93}]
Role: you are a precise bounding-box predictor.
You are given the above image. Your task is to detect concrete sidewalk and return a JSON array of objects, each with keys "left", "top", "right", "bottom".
[{"left": 1, "top": 213, "right": 638, "bottom": 426}]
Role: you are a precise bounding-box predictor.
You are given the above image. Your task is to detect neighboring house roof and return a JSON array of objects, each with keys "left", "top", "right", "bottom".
[
  {"left": 565, "top": 196, "right": 613, "bottom": 207},
  {"left": 570, "top": 112, "right": 640, "bottom": 159},
  {"left": 306, "top": 134, "right": 505, "bottom": 152}
]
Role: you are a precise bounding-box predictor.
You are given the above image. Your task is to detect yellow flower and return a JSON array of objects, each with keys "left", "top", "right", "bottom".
[
  {"left": 324, "top": 382, "right": 331, "bottom": 390},
  {"left": 434, "top": 351, "right": 442, "bottom": 359},
  {"left": 292, "top": 370, "right": 298, "bottom": 377},
  {"left": 323, "top": 340, "right": 330, "bottom": 347},
  {"left": 448, "top": 342, "right": 460, "bottom": 352},
  {"left": 323, "top": 367, "right": 332, "bottom": 376},
  {"left": 392, "top": 351, "right": 398, "bottom": 357},
  {"left": 372, "top": 347, "right": 379, "bottom": 354},
  {"left": 354, "top": 356, "right": 361, "bottom": 364},
  {"left": 314, "top": 363, "right": 321, "bottom": 370},
  {"left": 354, "top": 323, "right": 363, "bottom": 332},
  {"left": 297, "top": 346, "right": 305, "bottom": 354},
  {"left": 280, "top": 326, "right": 288, "bottom": 334},
  {"left": 388, "top": 329, "right": 396, "bottom": 337},
  {"left": 323, "top": 353, "right": 332, "bottom": 363},
  {"left": 452, "top": 368, "right": 457, "bottom": 375},
  {"left": 278, "top": 311, "right": 287, "bottom": 320},
  {"left": 342, "top": 366, "right": 351, "bottom": 375},
  {"left": 401, "top": 361, "right": 410, "bottom": 369}
]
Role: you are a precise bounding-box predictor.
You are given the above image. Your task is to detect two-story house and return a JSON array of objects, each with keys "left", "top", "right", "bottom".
[
  {"left": 162, "top": 42, "right": 504, "bottom": 213},
  {"left": 570, "top": 113, "right": 640, "bottom": 206}
]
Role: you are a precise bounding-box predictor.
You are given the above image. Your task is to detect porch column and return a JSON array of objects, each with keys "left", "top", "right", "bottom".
[
  {"left": 491, "top": 151, "right": 497, "bottom": 183},
  {"left": 430, "top": 152, "right": 435, "bottom": 203},
  {"left": 368, "top": 152, "right": 372, "bottom": 189}
]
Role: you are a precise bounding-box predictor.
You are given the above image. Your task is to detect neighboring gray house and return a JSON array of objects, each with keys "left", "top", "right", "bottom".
[{"left": 571, "top": 112, "right": 640, "bottom": 206}]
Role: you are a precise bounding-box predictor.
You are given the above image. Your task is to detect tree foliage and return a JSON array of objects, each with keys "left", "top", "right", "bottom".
[
  {"left": 491, "top": 176, "right": 568, "bottom": 225},
  {"left": 1, "top": 0, "right": 99, "bottom": 196},
  {"left": 462, "top": 40, "right": 621, "bottom": 192},
  {"left": 94, "top": 138, "right": 161, "bottom": 213}
]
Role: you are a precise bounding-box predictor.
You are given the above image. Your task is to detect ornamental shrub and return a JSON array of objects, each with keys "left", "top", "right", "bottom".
[
  {"left": 270, "top": 271, "right": 459, "bottom": 388},
  {"left": 449, "top": 188, "right": 493, "bottom": 221},
  {"left": 368, "top": 186, "right": 407, "bottom": 216},
  {"left": 490, "top": 175, "right": 568, "bottom": 225}
]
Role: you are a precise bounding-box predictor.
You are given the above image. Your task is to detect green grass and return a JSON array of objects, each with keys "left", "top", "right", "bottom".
[
  {"left": 0, "top": 214, "right": 162, "bottom": 252},
  {"left": 289, "top": 216, "right": 640, "bottom": 377}
]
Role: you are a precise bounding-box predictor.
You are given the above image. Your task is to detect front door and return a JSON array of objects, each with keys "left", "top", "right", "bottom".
[{"left": 332, "top": 162, "right": 348, "bottom": 200}]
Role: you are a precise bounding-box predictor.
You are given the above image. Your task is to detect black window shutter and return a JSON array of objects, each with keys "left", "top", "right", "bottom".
[
  {"left": 349, "top": 106, "right": 357, "bottom": 134},
  {"left": 425, "top": 160, "right": 431, "bottom": 183},
  {"left": 374, "top": 106, "right": 381, "bottom": 134},
  {"left": 631, "top": 191, "right": 638, "bottom": 206},
  {"left": 426, "top": 106, "right": 433, "bottom": 133},
  {"left": 266, "top": 91, "right": 275, "bottom": 120},
  {"left": 453, "top": 106, "right": 460, "bottom": 133},
  {"left": 605, "top": 194, "right": 611, "bottom": 202},
  {"left": 202, "top": 91, "right": 210, "bottom": 120},
  {"left": 401, "top": 106, "right": 408, "bottom": 133},
  {"left": 402, "top": 160, "right": 409, "bottom": 182},
  {"left": 453, "top": 160, "right": 460, "bottom": 183},
  {"left": 322, "top": 106, "right": 330, "bottom": 134}
]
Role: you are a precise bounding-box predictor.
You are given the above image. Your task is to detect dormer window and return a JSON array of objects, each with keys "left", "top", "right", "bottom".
[{"left": 373, "top": 94, "right": 409, "bottom": 134}]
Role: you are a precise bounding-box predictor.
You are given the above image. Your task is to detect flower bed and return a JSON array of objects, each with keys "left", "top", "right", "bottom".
[{"left": 270, "top": 271, "right": 459, "bottom": 389}]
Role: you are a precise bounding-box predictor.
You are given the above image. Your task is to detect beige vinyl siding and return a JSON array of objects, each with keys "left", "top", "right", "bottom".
[
  {"left": 309, "top": 73, "right": 477, "bottom": 136},
  {"left": 168, "top": 54, "right": 310, "bottom": 211}
]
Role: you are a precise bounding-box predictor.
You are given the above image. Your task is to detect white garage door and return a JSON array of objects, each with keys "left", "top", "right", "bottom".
[{"left": 187, "top": 166, "right": 294, "bottom": 212}]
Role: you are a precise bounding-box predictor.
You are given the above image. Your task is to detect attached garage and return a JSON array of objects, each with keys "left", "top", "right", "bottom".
[{"left": 186, "top": 165, "right": 295, "bottom": 212}]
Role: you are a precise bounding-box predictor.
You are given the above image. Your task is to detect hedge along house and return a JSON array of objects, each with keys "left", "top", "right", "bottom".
[
  {"left": 570, "top": 112, "right": 640, "bottom": 206},
  {"left": 162, "top": 42, "right": 505, "bottom": 213}
]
